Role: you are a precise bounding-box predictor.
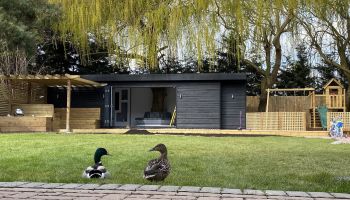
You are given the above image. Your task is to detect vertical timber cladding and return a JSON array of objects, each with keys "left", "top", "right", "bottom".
[
  {"left": 221, "top": 81, "right": 246, "bottom": 129},
  {"left": 176, "top": 82, "right": 221, "bottom": 129}
]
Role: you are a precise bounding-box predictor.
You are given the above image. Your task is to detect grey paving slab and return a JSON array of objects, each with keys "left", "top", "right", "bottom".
[
  {"left": 37, "top": 183, "right": 65, "bottom": 189},
  {"left": 17, "top": 182, "right": 46, "bottom": 188},
  {"left": 331, "top": 193, "right": 350, "bottom": 199},
  {"left": 117, "top": 184, "right": 141, "bottom": 191},
  {"left": 10, "top": 192, "right": 38, "bottom": 199},
  {"left": 308, "top": 192, "right": 334, "bottom": 198},
  {"left": 286, "top": 191, "right": 311, "bottom": 197},
  {"left": 221, "top": 188, "right": 242, "bottom": 194},
  {"left": 178, "top": 186, "right": 202, "bottom": 192},
  {"left": 197, "top": 197, "right": 221, "bottom": 200},
  {"left": 56, "top": 183, "right": 83, "bottom": 189},
  {"left": 101, "top": 194, "right": 128, "bottom": 200},
  {"left": 158, "top": 185, "right": 180, "bottom": 192},
  {"left": 76, "top": 184, "right": 100, "bottom": 190},
  {"left": 0, "top": 182, "right": 28, "bottom": 187},
  {"left": 96, "top": 184, "right": 121, "bottom": 190},
  {"left": 243, "top": 189, "right": 265, "bottom": 195},
  {"left": 265, "top": 190, "right": 287, "bottom": 196},
  {"left": 137, "top": 185, "right": 160, "bottom": 191},
  {"left": 200, "top": 187, "right": 221, "bottom": 193}
]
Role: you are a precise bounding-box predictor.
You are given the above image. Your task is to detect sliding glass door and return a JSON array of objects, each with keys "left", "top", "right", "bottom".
[{"left": 112, "top": 88, "right": 130, "bottom": 127}]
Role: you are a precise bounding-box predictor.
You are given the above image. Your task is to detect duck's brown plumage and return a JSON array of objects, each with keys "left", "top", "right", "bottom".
[{"left": 144, "top": 144, "right": 170, "bottom": 181}]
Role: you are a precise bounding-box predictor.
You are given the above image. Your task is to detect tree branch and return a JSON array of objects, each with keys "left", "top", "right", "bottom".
[
  {"left": 300, "top": 20, "right": 350, "bottom": 74},
  {"left": 272, "top": 13, "right": 293, "bottom": 45},
  {"left": 242, "top": 58, "right": 265, "bottom": 75},
  {"left": 214, "top": 0, "right": 234, "bottom": 30}
]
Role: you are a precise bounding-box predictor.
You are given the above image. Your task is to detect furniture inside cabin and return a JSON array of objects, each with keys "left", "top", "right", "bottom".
[{"left": 135, "top": 112, "right": 172, "bottom": 127}]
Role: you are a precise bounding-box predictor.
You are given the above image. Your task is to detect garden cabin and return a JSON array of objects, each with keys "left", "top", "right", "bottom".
[
  {"left": 0, "top": 73, "right": 247, "bottom": 132},
  {"left": 48, "top": 73, "right": 247, "bottom": 129}
]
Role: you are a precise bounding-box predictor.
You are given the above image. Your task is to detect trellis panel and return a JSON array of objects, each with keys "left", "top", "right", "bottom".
[
  {"left": 327, "top": 112, "right": 350, "bottom": 131},
  {"left": 247, "top": 112, "right": 306, "bottom": 131}
]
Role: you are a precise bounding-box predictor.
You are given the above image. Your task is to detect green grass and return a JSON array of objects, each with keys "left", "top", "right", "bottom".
[{"left": 0, "top": 133, "right": 349, "bottom": 192}]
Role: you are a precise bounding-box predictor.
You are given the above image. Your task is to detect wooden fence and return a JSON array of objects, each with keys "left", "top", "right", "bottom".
[
  {"left": 0, "top": 79, "right": 9, "bottom": 116},
  {"left": 0, "top": 116, "right": 52, "bottom": 132},
  {"left": 247, "top": 96, "right": 311, "bottom": 112},
  {"left": 0, "top": 80, "right": 47, "bottom": 116},
  {"left": 246, "top": 112, "right": 307, "bottom": 131},
  {"left": 53, "top": 108, "right": 101, "bottom": 130}
]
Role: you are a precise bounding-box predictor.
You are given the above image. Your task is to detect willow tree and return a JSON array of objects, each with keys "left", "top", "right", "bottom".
[
  {"left": 49, "top": 0, "right": 218, "bottom": 112},
  {"left": 49, "top": 0, "right": 303, "bottom": 111},
  {"left": 298, "top": 0, "right": 350, "bottom": 109},
  {"left": 48, "top": 0, "right": 218, "bottom": 70}
]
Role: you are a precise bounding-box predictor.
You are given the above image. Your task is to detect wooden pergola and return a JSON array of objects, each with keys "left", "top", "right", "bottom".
[{"left": 0, "top": 74, "right": 104, "bottom": 132}]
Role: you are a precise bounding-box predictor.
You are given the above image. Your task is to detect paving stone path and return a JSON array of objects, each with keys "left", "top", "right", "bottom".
[{"left": 0, "top": 182, "right": 349, "bottom": 200}]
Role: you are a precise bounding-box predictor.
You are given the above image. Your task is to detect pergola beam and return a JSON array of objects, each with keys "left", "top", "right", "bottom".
[{"left": 0, "top": 74, "right": 103, "bottom": 87}]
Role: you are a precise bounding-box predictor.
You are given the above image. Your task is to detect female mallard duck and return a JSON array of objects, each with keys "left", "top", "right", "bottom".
[
  {"left": 144, "top": 143, "right": 170, "bottom": 181},
  {"left": 82, "top": 148, "right": 111, "bottom": 179}
]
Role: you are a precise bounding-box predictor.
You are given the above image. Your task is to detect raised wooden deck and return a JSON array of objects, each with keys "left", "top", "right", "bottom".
[{"left": 58, "top": 128, "right": 329, "bottom": 137}]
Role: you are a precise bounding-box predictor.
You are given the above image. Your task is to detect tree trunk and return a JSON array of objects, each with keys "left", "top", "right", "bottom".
[
  {"left": 258, "top": 77, "right": 271, "bottom": 112},
  {"left": 151, "top": 88, "right": 167, "bottom": 112}
]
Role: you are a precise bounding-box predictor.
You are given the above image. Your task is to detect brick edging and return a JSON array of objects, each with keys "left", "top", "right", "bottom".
[{"left": 0, "top": 182, "right": 349, "bottom": 199}]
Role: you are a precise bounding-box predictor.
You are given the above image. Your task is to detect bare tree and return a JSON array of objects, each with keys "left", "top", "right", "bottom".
[
  {"left": 0, "top": 41, "right": 29, "bottom": 75},
  {"left": 298, "top": 0, "right": 350, "bottom": 108},
  {"left": 214, "top": 0, "right": 296, "bottom": 111}
]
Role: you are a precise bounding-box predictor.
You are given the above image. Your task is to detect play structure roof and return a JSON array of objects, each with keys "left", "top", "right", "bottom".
[{"left": 323, "top": 78, "right": 344, "bottom": 89}]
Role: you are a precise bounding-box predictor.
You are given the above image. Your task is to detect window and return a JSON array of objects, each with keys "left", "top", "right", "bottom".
[{"left": 115, "top": 92, "right": 120, "bottom": 111}]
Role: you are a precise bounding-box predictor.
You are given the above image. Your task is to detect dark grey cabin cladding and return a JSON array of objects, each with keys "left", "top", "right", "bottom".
[
  {"left": 221, "top": 82, "right": 246, "bottom": 129},
  {"left": 176, "top": 82, "right": 221, "bottom": 129},
  {"left": 48, "top": 73, "right": 246, "bottom": 129}
]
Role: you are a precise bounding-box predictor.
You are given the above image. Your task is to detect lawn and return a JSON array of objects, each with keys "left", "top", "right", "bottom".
[{"left": 0, "top": 133, "right": 349, "bottom": 192}]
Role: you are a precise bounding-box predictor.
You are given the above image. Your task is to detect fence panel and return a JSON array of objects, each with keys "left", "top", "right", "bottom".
[
  {"left": 247, "top": 96, "right": 311, "bottom": 112},
  {"left": 247, "top": 112, "right": 306, "bottom": 131}
]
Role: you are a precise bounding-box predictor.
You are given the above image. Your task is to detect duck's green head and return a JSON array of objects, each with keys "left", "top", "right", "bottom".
[
  {"left": 94, "top": 148, "right": 109, "bottom": 163},
  {"left": 149, "top": 143, "right": 167, "bottom": 154}
]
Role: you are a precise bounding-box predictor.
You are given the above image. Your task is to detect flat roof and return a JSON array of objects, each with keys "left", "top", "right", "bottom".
[{"left": 82, "top": 73, "right": 246, "bottom": 82}]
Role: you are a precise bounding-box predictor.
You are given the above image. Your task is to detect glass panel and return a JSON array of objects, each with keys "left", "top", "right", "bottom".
[
  {"left": 116, "top": 102, "right": 128, "bottom": 122},
  {"left": 121, "top": 90, "right": 128, "bottom": 100},
  {"left": 115, "top": 92, "right": 120, "bottom": 111}
]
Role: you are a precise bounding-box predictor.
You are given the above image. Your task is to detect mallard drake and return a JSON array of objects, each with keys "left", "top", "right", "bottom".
[
  {"left": 82, "top": 148, "right": 111, "bottom": 179},
  {"left": 144, "top": 143, "right": 170, "bottom": 181}
]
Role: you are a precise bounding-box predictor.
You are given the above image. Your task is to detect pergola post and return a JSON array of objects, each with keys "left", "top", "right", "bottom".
[{"left": 66, "top": 79, "right": 72, "bottom": 132}]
